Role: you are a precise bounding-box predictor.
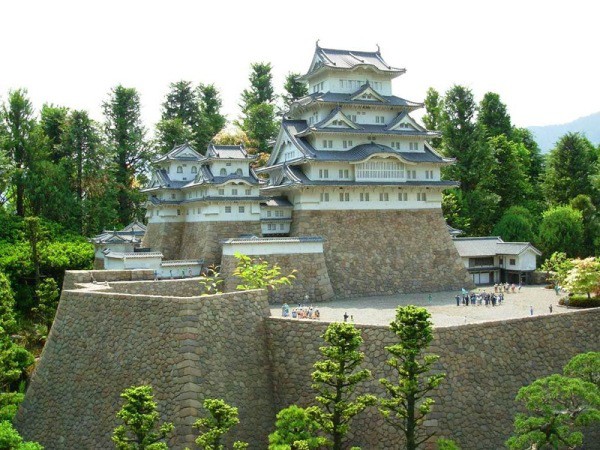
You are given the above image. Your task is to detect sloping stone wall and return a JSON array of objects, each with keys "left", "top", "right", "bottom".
[
  {"left": 142, "top": 222, "right": 185, "bottom": 260},
  {"left": 221, "top": 252, "right": 335, "bottom": 304},
  {"left": 15, "top": 288, "right": 275, "bottom": 450},
  {"left": 178, "top": 221, "right": 262, "bottom": 265},
  {"left": 290, "top": 209, "right": 474, "bottom": 297},
  {"left": 265, "top": 308, "right": 600, "bottom": 450},
  {"left": 105, "top": 278, "right": 202, "bottom": 296},
  {"left": 62, "top": 269, "right": 155, "bottom": 290}
]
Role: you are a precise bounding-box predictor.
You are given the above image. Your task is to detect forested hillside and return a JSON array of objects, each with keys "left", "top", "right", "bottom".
[{"left": 527, "top": 111, "right": 600, "bottom": 153}]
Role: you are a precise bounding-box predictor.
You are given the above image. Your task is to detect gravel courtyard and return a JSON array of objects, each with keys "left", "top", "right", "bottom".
[{"left": 271, "top": 285, "right": 572, "bottom": 327}]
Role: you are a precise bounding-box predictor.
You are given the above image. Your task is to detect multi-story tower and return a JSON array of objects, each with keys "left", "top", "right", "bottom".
[{"left": 259, "top": 44, "right": 471, "bottom": 296}]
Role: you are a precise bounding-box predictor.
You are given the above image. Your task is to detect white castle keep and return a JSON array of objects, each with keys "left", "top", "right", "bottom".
[{"left": 141, "top": 44, "right": 472, "bottom": 298}]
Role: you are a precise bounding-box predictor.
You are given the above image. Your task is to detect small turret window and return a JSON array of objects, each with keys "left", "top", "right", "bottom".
[
  {"left": 236, "top": 168, "right": 243, "bottom": 176},
  {"left": 177, "top": 166, "right": 183, "bottom": 173},
  {"left": 220, "top": 168, "right": 227, "bottom": 176},
  {"left": 191, "top": 166, "right": 197, "bottom": 174}
]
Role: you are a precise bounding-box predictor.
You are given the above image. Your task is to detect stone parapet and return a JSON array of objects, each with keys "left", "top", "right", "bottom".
[
  {"left": 265, "top": 308, "right": 600, "bottom": 449},
  {"left": 290, "top": 209, "right": 474, "bottom": 297},
  {"left": 62, "top": 269, "right": 155, "bottom": 290}
]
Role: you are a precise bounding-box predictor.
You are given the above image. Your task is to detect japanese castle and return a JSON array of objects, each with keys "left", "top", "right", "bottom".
[{"left": 141, "top": 43, "right": 471, "bottom": 296}]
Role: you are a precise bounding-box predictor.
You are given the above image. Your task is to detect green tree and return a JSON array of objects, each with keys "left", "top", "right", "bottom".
[
  {"left": 0, "top": 273, "right": 17, "bottom": 335},
  {"left": 477, "top": 92, "right": 512, "bottom": 140},
  {"left": 0, "top": 421, "right": 43, "bottom": 450},
  {"left": 506, "top": 374, "right": 600, "bottom": 450},
  {"left": 0, "top": 337, "right": 34, "bottom": 393},
  {"left": 239, "top": 63, "right": 277, "bottom": 153},
  {"left": 538, "top": 206, "right": 584, "bottom": 257},
  {"left": 282, "top": 73, "right": 308, "bottom": 113},
  {"left": 103, "top": 85, "right": 152, "bottom": 226},
  {"left": 570, "top": 194, "right": 600, "bottom": 255},
  {"left": 422, "top": 88, "right": 443, "bottom": 149},
  {"left": 492, "top": 207, "right": 535, "bottom": 243},
  {"left": 195, "top": 84, "right": 226, "bottom": 152},
  {"left": 540, "top": 252, "right": 574, "bottom": 287},
  {"left": 311, "top": 322, "right": 376, "bottom": 450},
  {"left": 564, "top": 257, "right": 600, "bottom": 300},
  {"left": 39, "top": 104, "right": 69, "bottom": 162},
  {"left": 161, "top": 81, "right": 199, "bottom": 127},
  {"left": 33, "top": 277, "right": 59, "bottom": 331},
  {"left": 232, "top": 252, "right": 295, "bottom": 291},
  {"left": 193, "top": 398, "right": 248, "bottom": 450},
  {"left": 0, "top": 89, "right": 36, "bottom": 216},
  {"left": 379, "top": 306, "right": 445, "bottom": 450},
  {"left": 112, "top": 385, "right": 174, "bottom": 450},
  {"left": 154, "top": 118, "right": 193, "bottom": 155},
  {"left": 544, "top": 133, "right": 597, "bottom": 206},
  {"left": 511, "top": 127, "right": 544, "bottom": 187},
  {"left": 564, "top": 352, "right": 600, "bottom": 388},
  {"left": 268, "top": 405, "right": 327, "bottom": 450}
]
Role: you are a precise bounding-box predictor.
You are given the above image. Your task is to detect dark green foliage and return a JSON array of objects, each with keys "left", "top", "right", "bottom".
[
  {"left": 506, "top": 374, "right": 600, "bottom": 450},
  {"left": 240, "top": 63, "right": 275, "bottom": 108},
  {"left": 564, "top": 352, "right": 600, "bottom": 388},
  {"left": 32, "top": 278, "right": 59, "bottom": 331},
  {"left": 422, "top": 88, "right": 443, "bottom": 149},
  {"left": 538, "top": 206, "right": 584, "bottom": 257},
  {"left": 0, "top": 337, "right": 34, "bottom": 393},
  {"left": 161, "top": 81, "right": 198, "bottom": 127},
  {"left": 0, "top": 391, "right": 24, "bottom": 422},
  {"left": 0, "top": 420, "right": 43, "bottom": 449},
  {"left": 282, "top": 73, "right": 308, "bottom": 113},
  {"left": 268, "top": 405, "right": 327, "bottom": 450},
  {"left": 112, "top": 385, "right": 174, "bottom": 450},
  {"left": 193, "top": 398, "right": 248, "bottom": 449},
  {"left": 103, "top": 85, "right": 152, "bottom": 226},
  {"left": 559, "top": 295, "right": 600, "bottom": 308},
  {"left": 154, "top": 118, "right": 193, "bottom": 155},
  {"left": 570, "top": 194, "right": 600, "bottom": 255},
  {"left": 477, "top": 92, "right": 511, "bottom": 139},
  {"left": 492, "top": 206, "right": 536, "bottom": 243},
  {"left": 379, "top": 306, "right": 445, "bottom": 450},
  {"left": 311, "top": 322, "right": 376, "bottom": 450},
  {"left": 39, "top": 104, "right": 69, "bottom": 162},
  {"left": 511, "top": 127, "right": 544, "bottom": 184},
  {"left": 0, "top": 273, "right": 17, "bottom": 335},
  {"left": 544, "top": 132, "right": 597, "bottom": 206}
]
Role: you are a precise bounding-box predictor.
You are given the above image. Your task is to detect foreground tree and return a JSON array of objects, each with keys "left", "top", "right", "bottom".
[
  {"left": 564, "top": 352, "right": 600, "bottom": 388},
  {"left": 112, "top": 385, "right": 174, "bottom": 450},
  {"left": 540, "top": 252, "right": 574, "bottom": 287},
  {"left": 311, "top": 322, "right": 376, "bottom": 450},
  {"left": 564, "top": 257, "right": 600, "bottom": 300},
  {"left": 33, "top": 277, "right": 60, "bottom": 332},
  {"left": 379, "top": 306, "right": 445, "bottom": 450},
  {"left": 232, "top": 252, "right": 296, "bottom": 291},
  {"left": 506, "top": 374, "right": 600, "bottom": 450},
  {"left": 268, "top": 405, "right": 327, "bottom": 450},
  {"left": 0, "top": 421, "right": 43, "bottom": 450},
  {"left": 193, "top": 398, "right": 248, "bottom": 449}
]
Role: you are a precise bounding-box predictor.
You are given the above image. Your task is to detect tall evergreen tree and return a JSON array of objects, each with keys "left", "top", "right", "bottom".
[
  {"left": 239, "top": 62, "right": 277, "bottom": 153},
  {"left": 543, "top": 133, "right": 597, "bottom": 206},
  {"left": 282, "top": 72, "right": 308, "bottom": 113},
  {"left": 511, "top": 127, "right": 544, "bottom": 185},
  {"left": 40, "top": 104, "right": 69, "bottom": 162},
  {"left": 195, "top": 83, "right": 226, "bottom": 152},
  {"left": 161, "top": 80, "right": 198, "bottom": 127},
  {"left": 0, "top": 89, "right": 36, "bottom": 216},
  {"left": 103, "top": 85, "right": 151, "bottom": 226},
  {"left": 422, "top": 87, "right": 443, "bottom": 149},
  {"left": 477, "top": 92, "right": 512, "bottom": 139},
  {"left": 154, "top": 118, "right": 193, "bottom": 155}
]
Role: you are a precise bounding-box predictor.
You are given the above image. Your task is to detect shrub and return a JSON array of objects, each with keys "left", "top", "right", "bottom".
[{"left": 559, "top": 295, "right": 600, "bottom": 308}]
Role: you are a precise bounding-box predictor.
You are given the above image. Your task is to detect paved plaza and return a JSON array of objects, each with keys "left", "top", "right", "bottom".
[{"left": 271, "top": 285, "right": 572, "bottom": 327}]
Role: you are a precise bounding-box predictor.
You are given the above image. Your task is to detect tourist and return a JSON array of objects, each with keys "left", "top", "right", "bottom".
[
  {"left": 518, "top": 282, "right": 522, "bottom": 292},
  {"left": 314, "top": 309, "right": 320, "bottom": 320},
  {"left": 456, "top": 294, "right": 461, "bottom": 306},
  {"left": 549, "top": 304, "right": 553, "bottom": 313},
  {"left": 153, "top": 270, "right": 158, "bottom": 281},
  {"left": 282, "top": 303, "right": 289, "bottom": 317},
  {"left": 554, "top": 284, "right": 560, "bottom": 295},
  {"left": 530, "top": 306, "right": 534, "bottom": 316},
  {"left": 343, "top": 312, "right": 349, "bottom": 322},
  {"left": 188, "top": 268, "right": 192, "bottom": 278}
]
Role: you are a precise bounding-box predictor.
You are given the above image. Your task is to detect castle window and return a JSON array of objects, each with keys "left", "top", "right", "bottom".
[
  {"left": 177, "top": 166, "right": 183, "bottom": 173},
  {"left": 339, "top": 192, "right": 350, "bottom": 202},
  {"left": 218, "top": 188, "right": 225, "bottom": 195},
  {"left": 245, "top": 188, "right": 252, "bottom": 195},
  {"left": 360, "top": 192, "right": 370, "bottom": 201},
  {"left": 407, "top": 170, "right": 417, "bottom": 179},
  {"left": 409, "top": 142, "right": 419, "bottom": 150},
  {"left": 510, "top": 258, "right": 516, "bottom": 266},
  {"left": 338, "top": 169, "right": 349, "bottom": 179},
  {"left": 417, "top": 192, "right": 427, "bottom": 202},
  {"left": 226, "top": 162, "right": 232, "bottom": 166},
  {"left": 356, "top": 160, "right": 405, "bottom": 180},
  {"left": 171, "top": 194, "right": 176, "bottom": 199},
  {"left": 275, "top": 210, "right": 284, "bottom": 217},
  {"left": 232, "top": 189, "right": 238, "bottom": 195},
  {"left": 279, "top": 223, "right": 285, "bottom": 230},
  {"left": 398, "top": 192, "right": 408, "bottom": 201},
  {"left": 177, "top": 209, "right": 181, "bottom": 215},
  {"left": 375, "top": 116, "right": 385, "bottom": 124},
  {"left": 225, "top": 206, "right": 232, "bottom": 213},
  {"left": 320, "top": 193, "right": 330, "bottom": 202},
  {"left": 379, "top": 192, "right": 389, "bottom": 201},
  {"left": 343, "top": 140, "right": 353, "bottom": 149},
  {"left": 239, "top": 206, "right": 245, "bottom": 213},
  {"left": 220, "top": 168, "right": 227, "bottom": 176},
  {"left": 236, "top": 168, "right": 243, "bottom": 176},
  {"left": 267, "top": 211, "right": 272, "bottom": 217},
  {"left": 191, "top": 166, "right": 197, "bottom": 174},
  {"left": 425, "top": 170, "right": 434, "bottom": 179},
  {"left": 322, "top": 140, "right": 333, "bottom": 149},
  {"left": 319, "top": 169, "right": 329, "bottom": 179}
]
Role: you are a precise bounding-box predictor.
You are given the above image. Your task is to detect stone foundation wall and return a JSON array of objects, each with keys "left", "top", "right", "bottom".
[
  {"left": 15, "top": 287, "right": 274, "bottom": 450},
  {"left": 290, "top": 209, "right": 473, "bottom": 297},
  {"left": 221, "top": 252, "right": 334, "bottom": 304},
  {"left": 265, "top": 308, "right": 600, "bottom": 450},
  {"left": 179, "top": 221, "right": 262, "bottom": 265},
  {"left": 142, "top": 222, "right": 185, "bottom": 260},
  {"left": 106, "top": 278, "right": 203, "bottom": 296}
]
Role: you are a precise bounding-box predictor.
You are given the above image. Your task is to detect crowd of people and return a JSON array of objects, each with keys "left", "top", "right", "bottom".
[
  {"left": 281, "top": 303, "right": 320, "bottom": 320},
  {"left": 455, "top": 283, "right": 522, "bottom": 307}
]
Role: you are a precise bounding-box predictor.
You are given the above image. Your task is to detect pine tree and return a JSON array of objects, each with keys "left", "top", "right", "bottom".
[
  {"left": 422, "top": 87, "right": 443, "bottom": 149},
  {"left": 195, "top": 83, "right": 226, "bottom": 152},
  {"left": 161, "top": 80, "right": 199, "bottom": 127},
  {"left": 477, "top": 92, "right": 512, "bottom": 139},
  {"left": 282, "top": 72, "right": 308, "bottom": 113}
]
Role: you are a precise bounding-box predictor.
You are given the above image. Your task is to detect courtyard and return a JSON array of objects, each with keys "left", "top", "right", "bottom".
[{"left": 271, "top": 285, "right": 573, "bottom": 327}]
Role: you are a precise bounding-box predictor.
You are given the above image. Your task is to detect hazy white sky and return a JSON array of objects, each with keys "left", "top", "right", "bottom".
[{"left": 1, "top": 0, "right": 598, "bottom": 131}]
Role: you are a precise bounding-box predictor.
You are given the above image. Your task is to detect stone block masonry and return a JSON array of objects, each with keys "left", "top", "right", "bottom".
[
  {"left": 290, "top": 208, "right": 474, "bottom": 297},
  {"left": 265, "top": 309, "right": 600, "bottom": 449},
  {"left": 15, "top": 287, "right": 275, "bottom": 449},
  {"left": 142, "top": 222, "right": 185, "bottom": 260}
]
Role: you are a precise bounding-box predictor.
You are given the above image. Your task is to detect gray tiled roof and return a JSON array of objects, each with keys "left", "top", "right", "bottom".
[
  {"left": 206, "top": 143, "right": 253, "bottom": 160},
  {"left": 298, "top": 123, "right": 439, "bottom": 138},
  {"left": 90, "top": 232, "right": 142, "bottom": 244},
  {"left": 154, "top": 143, "right": 203, "bottom": 163},
  {"left": 312, "top": 143, "right": 450, "bottom": 163},
  {"left": 221, "top": 236, "right": 324, "bottom": 244},
  {"left": 453, "top": 237, "right": 542, "bottom": 257},
  {"left": 301, "top": 46, "right": 405, "bottom": 79},
  {"left": 292, "top": 90, "right": 422, "bottom": 110},
  {"left": 260, "top": 197, "right": 294, "bottom": 208}
]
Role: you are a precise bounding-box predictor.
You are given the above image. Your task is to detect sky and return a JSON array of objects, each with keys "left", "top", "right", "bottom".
[{"left": 0, "top": 0, "right": 598, "bottom": 132}]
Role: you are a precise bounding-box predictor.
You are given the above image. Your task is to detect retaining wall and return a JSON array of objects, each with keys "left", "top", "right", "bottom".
[
  {"left": 265, "top": 308, "right": 600, "bottom": 449},
  {"left": 15, "top": 288, "right": 275, "bottom": 449},
  {"left": 290, "top": 209, "right": 474, "bottom": 297}
]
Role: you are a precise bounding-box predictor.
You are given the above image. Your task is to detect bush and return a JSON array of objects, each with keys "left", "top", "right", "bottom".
[{"left": 559, "top": 295, "right": 600, "bottom": 308}]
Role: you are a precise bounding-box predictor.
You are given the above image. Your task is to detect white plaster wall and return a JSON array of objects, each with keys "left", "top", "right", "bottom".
[
  {"left": 508, "top": 250, "right": 538, "bottom": 271},
  {"left": 104, "top": 256, "right": 162, "bottom": 271},
  {"left": 167, "top": 162, "right": 201, "bottom": 182},
  {"left": 210, "top": 161, "right": 250, "bottom": 177},
  {"left": 222, "top": 240, "right": 323, "bottom": 256},
  {"left": 94, "top": 244, "right": 133, "bottom": 261}
]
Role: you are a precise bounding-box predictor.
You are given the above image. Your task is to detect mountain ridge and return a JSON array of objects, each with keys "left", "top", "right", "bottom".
[{"left": 527, "top": 111, "right": 600, "bottom": 153}]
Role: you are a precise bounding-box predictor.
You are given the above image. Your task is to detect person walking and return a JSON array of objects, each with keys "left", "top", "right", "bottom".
[
  {"left": 530, "top": 305, "right": 534, "bottom": 316},
  {"left": 343, "top": 312, "right": 349, "bottom": 322},
  {"left": 456, "top": 294, "right": 461, "bottom": 306},
  {"left": 549, "top": 304, "right": 553, "bottom": 313}
]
